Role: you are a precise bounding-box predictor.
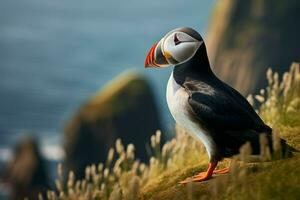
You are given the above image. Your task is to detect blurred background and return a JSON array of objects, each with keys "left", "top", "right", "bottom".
[
  {"left": 0, "top": 0, "right": 215, "bottom": 198},
  {"left": 0, "top": 0, "right": 299, "bottom": 199}
]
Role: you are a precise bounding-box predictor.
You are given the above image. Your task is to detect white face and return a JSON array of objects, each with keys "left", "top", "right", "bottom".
[
  {"left": 145, "top": 27, "right": 203, "bottom": 68},
  {"left": 160, "top": 31, "right": 202, "bottom": 65}
]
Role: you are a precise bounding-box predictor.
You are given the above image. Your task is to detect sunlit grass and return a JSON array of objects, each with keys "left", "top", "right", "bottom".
[{"left": 41, "top": 63, "right": 300, "bottom": 200}]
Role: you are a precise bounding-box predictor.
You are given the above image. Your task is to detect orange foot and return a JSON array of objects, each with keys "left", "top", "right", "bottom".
[
  {"left": 179, "top": 162, "right": 229, "bottom": 184},
  {"left": 192, "top": 167, "right": 230, "bottom": 178}
]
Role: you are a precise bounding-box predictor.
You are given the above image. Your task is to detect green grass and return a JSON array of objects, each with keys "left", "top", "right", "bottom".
[{"left": 140, "top": 155, "right": 300, "bottom": 200}]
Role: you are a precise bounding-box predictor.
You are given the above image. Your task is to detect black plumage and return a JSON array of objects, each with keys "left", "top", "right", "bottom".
[{"left": 173, "top": 41, "right": 289, "bottom": 162}]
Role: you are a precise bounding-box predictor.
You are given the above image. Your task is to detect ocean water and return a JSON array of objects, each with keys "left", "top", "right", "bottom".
[{"left": 0, "top": 0, "right": 215, "bottom": 164}]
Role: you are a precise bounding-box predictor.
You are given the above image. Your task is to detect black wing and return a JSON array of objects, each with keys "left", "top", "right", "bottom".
[{"left": 184, "top": 80, "right": 271, "bottom": 133}]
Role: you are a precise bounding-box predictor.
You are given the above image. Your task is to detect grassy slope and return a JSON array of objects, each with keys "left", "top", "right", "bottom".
[{"left": 140, "top": 135, "right": 300, "bottom": 200}]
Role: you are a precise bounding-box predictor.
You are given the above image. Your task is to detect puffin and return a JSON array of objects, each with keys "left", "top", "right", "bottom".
[{"left": 144, "top": 27, "right": 293, "bottom": 183}]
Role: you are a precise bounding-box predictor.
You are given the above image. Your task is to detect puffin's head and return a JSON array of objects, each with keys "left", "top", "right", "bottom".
[{"left": 144, "top": 27, "right": 203, "bottom": 68}]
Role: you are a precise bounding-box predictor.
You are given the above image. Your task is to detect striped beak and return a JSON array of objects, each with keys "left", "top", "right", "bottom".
[
  {"left": 144, "top": 41, "right": 170, "bottom": 68},
  {"left": 144, "top": 43, "right": 158, "bottom": 68}
]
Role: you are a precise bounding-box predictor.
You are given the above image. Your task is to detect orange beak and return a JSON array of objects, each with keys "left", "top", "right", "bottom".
[{"left": 144, "top": 43, "right": 159, "bottom": 68}]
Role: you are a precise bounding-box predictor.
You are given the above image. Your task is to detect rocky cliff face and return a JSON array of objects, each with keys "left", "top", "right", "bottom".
[
  {"left": 2, "top": 137, "right": 49, "bottom": 200},
  {"left": 206, "top": 0, "right": 300, "bottom": 95},
  {"left": 64, "top": 72, "right": 163, "bottom": 178}
]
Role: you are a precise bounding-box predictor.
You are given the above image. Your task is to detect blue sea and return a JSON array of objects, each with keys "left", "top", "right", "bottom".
[{"left": 0, "top": 0, "right": 215, "bottom": 168}]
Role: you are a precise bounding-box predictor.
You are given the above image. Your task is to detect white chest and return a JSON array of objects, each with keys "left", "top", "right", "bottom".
[
  {"left": 166, "top": 72, "right": 216, "bottom": 159},
  {"left": 166, "top": 73, "right": 190, "bottom": 126}
]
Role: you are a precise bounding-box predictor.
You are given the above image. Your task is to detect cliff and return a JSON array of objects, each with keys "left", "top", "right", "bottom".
[
  {"left": 206, "top": 0, "right": 300, "bottom": 95},
  {"left": 64, "top": 72, "right": 164, "bottom": 178},
  {"left": 2, "top": 137, "right": 49, "bottom": 200}
]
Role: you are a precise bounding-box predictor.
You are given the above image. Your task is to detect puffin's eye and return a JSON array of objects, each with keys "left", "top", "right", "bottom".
[{"left": 174, "top": 33, "right": 181, "bottom": 46}]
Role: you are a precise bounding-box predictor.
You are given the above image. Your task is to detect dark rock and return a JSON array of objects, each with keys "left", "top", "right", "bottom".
[
  {"left": 64, "top": 72, "right": 163, "bottom": 178},
  {"left": 2, "top": 137, "right": 49, "bottom": 200},
  {"left": 206, "top": 0, "right": 300, "bottom": 95}
]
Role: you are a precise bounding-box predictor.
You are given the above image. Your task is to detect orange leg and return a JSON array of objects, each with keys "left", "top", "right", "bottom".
[{"left": 179, "top": 162, "right": 218, "bottom": 184}]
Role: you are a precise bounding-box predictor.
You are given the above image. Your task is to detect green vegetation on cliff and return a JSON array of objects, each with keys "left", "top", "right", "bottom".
[{"left": 64, "top": 72, "right": 163, "bottom": 179}]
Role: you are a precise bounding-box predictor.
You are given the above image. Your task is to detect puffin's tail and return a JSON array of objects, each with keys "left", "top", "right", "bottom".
[
  {"left": 271, "top": 137, "right": 298, "bottom": 159},
  {"left": 283, "top": 142, "right": 299, "bottom": 153},
  {"left": 262, "top": 125, "right": 299, "bottom": 156},
  {"left": 258, "top": 125, "right": 298, "bottom": 156}
]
